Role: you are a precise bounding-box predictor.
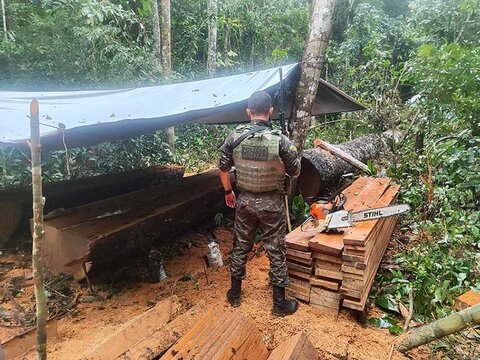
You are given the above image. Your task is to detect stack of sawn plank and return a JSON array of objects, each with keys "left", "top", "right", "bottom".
[{"left": 286, "top": 176, "right": 401, "bottom": 312}]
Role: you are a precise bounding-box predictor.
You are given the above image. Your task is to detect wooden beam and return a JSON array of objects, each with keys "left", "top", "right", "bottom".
[
  {"left": 1, "top": 320, "right": 58, "bottom": 359},
  {"left": 159, "top": 308, "right": 269, "bottom": 360},
  {"left": 267, "top": 331, "right": 318, "bottom": 360},
  {"left": 84, "top": 297, "right": 179, "bottom": 359}
]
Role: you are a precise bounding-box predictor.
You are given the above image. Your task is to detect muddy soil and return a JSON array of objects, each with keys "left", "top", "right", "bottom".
[{"left": 0, "top": 227, "right": 430, "bottom": 360}]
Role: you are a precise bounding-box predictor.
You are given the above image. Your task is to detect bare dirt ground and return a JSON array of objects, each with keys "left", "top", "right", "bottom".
[{"left": 0, "top": 226, "right": 431, "bottom": 360}]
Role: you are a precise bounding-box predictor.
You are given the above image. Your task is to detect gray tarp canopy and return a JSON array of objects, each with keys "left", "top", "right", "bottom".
[{"left": 0, "top": 63, "right": 365, "bottom": 149}]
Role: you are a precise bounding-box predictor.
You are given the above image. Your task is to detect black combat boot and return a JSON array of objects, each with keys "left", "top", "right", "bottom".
[
  {"left": 226, "top": 277, "right": 242, "bottom": 307},
  {"left": 272, "top": 286, "right": 298, "bottom": 316}
]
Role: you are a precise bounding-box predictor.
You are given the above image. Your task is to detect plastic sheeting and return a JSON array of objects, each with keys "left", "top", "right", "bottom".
[{"left": 0, "top": 63, "right": 365, "bottom": 149}]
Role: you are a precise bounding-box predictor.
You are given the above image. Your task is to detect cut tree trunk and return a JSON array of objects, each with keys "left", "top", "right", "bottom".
[
  {"left": 152, "top": 0, "right": 161, "bottom": 66},
  {"left": 291, "top": 0, "right": 337, "bottom": 158},
  {"left": 396, "top": 303, "right": 480, "bottom": 353},
  {"left": 207, "top": 0, "right": 217, "bottom": 75},
  {"left": 298, "top": 134, "right": 386, "bottom": 199},
  {"left": 41, "top": 170, "right": 233, "bottom": 279},
  {"left": 29, "top": 99, "right": 47, "bottom": 360}
]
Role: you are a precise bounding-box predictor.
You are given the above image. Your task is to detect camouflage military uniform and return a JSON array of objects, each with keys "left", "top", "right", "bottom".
[{"left": 218, "top": 122, "right": 300, "bottom": 287}]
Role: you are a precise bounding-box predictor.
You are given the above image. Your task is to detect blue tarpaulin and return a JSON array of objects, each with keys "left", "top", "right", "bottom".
[{"left": 0, "top": 63, "right": 365, "bottom": 149}]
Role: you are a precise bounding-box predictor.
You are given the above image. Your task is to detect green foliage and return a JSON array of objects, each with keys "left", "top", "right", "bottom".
[
  {"left": 289, "top": 194, "right": 310, "bottom": 225},
  {"left": 175, "top": 124, "right": 233, "bottom": 173}
]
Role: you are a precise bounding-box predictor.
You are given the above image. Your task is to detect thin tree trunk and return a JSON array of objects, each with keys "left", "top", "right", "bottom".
[
  {"left": 396, "top": 303, "right": 480, "bottom": 353},
  {"left": 152, "top": 0, "right": 161, "bottom": 66},
  {"left": 1, "top": 0, "right": 7, "bottom": 42},
  {"left": 207, "top": 0, "right": 217, "bottom": 75},
  {"left": 29, "top": 99, "right": 47, "bottom": 360},
  {"left": 160, "top": 0, "right": 171, "bottom": 75},
  {"left": 290, "top": 0, "right": 337, "bottom": 158},
  {"left": 160, "top": 0, "right": 174, "bottom": 149}
]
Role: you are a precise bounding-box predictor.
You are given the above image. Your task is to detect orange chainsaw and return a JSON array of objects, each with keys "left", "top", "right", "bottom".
[{"left": 300, "top": 193, "right": 410, "bottom": 233}]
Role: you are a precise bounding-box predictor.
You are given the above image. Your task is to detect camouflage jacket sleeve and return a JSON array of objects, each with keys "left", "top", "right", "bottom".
[
  {"left": 218, "top": 131, "right": 235, "bottom": 172},
  {"left": 279, "top": 135, "right": 301, "bottom": 177}
]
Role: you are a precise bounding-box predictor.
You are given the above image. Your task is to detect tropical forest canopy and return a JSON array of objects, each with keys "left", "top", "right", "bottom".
[{"left": 0, "top": 0, "right": 479, "bottom": 350}]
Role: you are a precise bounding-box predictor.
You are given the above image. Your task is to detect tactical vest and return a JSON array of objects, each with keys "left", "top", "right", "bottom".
[{"left": 232, "top": 124, "right": 285, "bottom": 193}]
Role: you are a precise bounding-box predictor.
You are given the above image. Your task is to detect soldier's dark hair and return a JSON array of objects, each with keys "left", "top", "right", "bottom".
[{"left": 247, "top": 91, "right": 272, "bottom": 114}]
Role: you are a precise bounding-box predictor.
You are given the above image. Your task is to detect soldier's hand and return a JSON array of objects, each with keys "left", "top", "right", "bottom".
[{"left": 225, "top": 192, "right": 236, "bottom": 208}]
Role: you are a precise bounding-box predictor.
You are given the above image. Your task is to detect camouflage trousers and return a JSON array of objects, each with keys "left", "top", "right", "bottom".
[{"left": 230, "top": 191, "right": 289, "bottom": 287}]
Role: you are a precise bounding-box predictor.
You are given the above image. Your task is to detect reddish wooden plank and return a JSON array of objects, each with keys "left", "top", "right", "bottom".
[
  {"left": 2, "top": 320, "right": 58, "bottom": 359},
  {"left": 267, "top": 332, "right": 318, "bottom": 360},
  {"left": 343, "top": 184, "right": 400, "bottom": 245},
  {"left": 289, "top": 269, "right": 312, "bottom": 281},
  {"left": 287, "top": 261, "right": 313, "bottom": 274},
  {"left": 314, "top": 268, "right": 343, "bottom": 281},
  {"left": 308, "top": 233, "right": 344, "bottom": 255},
  {"left": 286, "top": 227, "right": 316, "bottom": 251},
  {"left": 312, "top": 252, "right": 342, "bottom": 264},
  {"left": 309, "top": 277, "right": 340, "bottom": 291},
  {"left": 84, "top": 297, "right": 179, "bottom": 359},
  {"left": 286, "top": 248, "right": 312, "bottom": 260},
  {"left": 159, "top": 309, "right": 269, "bottom": 360}
]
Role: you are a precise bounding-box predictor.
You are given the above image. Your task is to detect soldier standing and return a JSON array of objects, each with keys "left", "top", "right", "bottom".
[{"left": 218, "top": 91, "right": 301, "bottom": 316}]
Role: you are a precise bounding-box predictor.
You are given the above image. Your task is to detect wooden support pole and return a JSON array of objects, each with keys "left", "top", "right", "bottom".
[
  {"left": 29, "top": 99, "right": 47, "bottom": 360},
  {"left": 396, "top": 303, "right": 480, "bottom": 353}
]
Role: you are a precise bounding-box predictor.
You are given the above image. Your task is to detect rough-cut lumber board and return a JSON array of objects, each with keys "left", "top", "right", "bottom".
[
  {"left": 289, "top": 277, "right": 311, "bottom": 290},
  {"left": 342, "top": 216, "right": 398, "bottom": 311},
  {"left": 287, "top": 289, "right": 310, "bottom": 303},
  {"left": 342, "top": 253, "right": 365, "bottom": 263},
  {"left": 286, "top": 227, "right": 316, "bottom": 252},
  {"left": 1, "top": 320, "right": 58, "bottom": 359},
  {"left": 119, "top": 308, "right": 197, "bottom": 359},
  {"left": 311, "top": 287, "right": 341, "bottom": 300},
  {"left": 286, "top": 261, "right": 312, "bottom": 274},
  {"left": 312, "top": 252, "right": 342, "bottom": 264},
  {"left": 455, "top": 290, "right": 480, "bottom": 311},
  {"left": 288, "top": 269, "right": 312, "bottom": 281},
  {"left": 343, "top": 184, "right": 400, "bottom": 245},
  {"left": 307, "top": 177, "right": 390, "bottom": 255},
  {"left": 310, "top": 287, "right": 340, "bottom": 309},
  {"left": 310, "top": 277, "right": 340, "bottom": 291},
  {"left": 288, "top": 277, "right": 311, "bottom": 302},
  {"left": 159, "top": 309, "right": 269, "bottom": 360},
  {"left": 341, "top": 265, "right": 365, "bottom": 276},
  {"left": 0, "top": 165, "right": 184, "bottom": 245},
  {"left": 308, "top": 233, "right": 344, "bottom": 255},
  {"left": 339, "top": 287, "right": 362, "bottom": 299},
  {"left": 42, "top": 170, "right": 231, "bottom": 278},
  {"left": 84, "top": 297, "right": 179, "bottom": 359},
  {"left": 315, "top": 260, "right": 341, "bottom": 272},
  {"left": 286, "top": 254, "right": 313, "bottom": 266},
  {"left": 267, "top": 331, "right": 318, "bottom": 360},
  {"left": 314, "top": 268, "right": 343, "bottom": 281},
  {"left": 286, "top": 248, "right": 312, "bottom": 260},
  {"left": 288, "top": 277, "right": 311, "bottom": 301}
]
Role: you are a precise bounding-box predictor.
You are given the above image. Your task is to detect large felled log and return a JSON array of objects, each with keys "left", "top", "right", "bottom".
[
  {"left": 298, "top": 134, "right": 386, "bottom": 199},
  {"left": 0, "top": 165, "right": 184, "bottom": 245},
  {"left": 396, "top": 303, "right": 480, "bottom": 353},
  {"left": 42, "top": 169, "right": 231, "bottom": 279}
]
